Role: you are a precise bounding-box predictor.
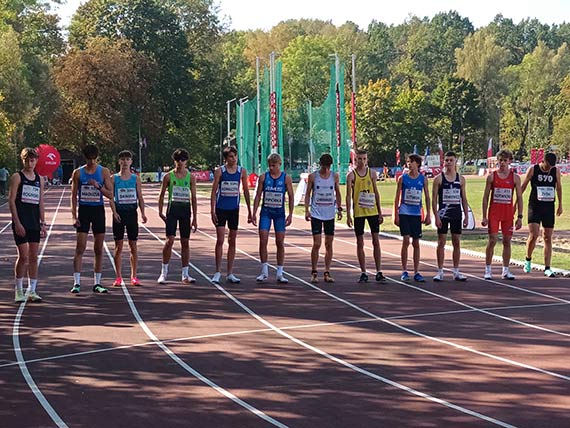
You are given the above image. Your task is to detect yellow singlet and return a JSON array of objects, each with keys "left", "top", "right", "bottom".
[{"left": 352, "top": 168, "right": 379, "bottom": 218}]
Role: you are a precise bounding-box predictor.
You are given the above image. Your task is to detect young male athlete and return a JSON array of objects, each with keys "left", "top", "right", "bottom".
[
  {"left": 109, "top": 150, "right": 147, "bottom": 287},
  {"left": 346, "top": 149, "right": 386, "bottom": 283},
  {"left": 481, "top": 149, "right": 523, "bottom": 280},
  {"left": 252, "top": 153, "right": 294, "bottom": 283},
  {"left": 431, "top": 151, "right": 468, "bottom": 281},
  {"left": 304, "top": 153, "right": 342, "bottom": 283},
  {"left": 521, "top": 152, "right": 563, "bottom": 277},
  {"left": 210, "top": 146, "right": 252, "bottom": 284},
  {"left": 9, "top": 148, "right": 46, "bottom": 302},
  {"left": 70, "top": 144, "right": 113, "bottom": 294},
  {"left": 394, "top": 154, "right": 431, "bottom": 282},
  {"left": 157, "top": 148, "right": 197, "bottom": 284}
]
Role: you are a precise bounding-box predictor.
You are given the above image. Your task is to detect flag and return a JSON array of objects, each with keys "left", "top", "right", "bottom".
[
  {"left": 424, "top": 146, "right": 430, "bottom": 157},
  {"left": 413, "top": 144, "right": 418, "bottom": 154},
  {"left": 487, "top": 138, "right": 493, "bottom": 158}
]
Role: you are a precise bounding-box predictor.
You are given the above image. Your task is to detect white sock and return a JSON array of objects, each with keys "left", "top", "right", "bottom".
[
  {"left": 438, "top": 269, "right": 444, "bottom": 275},
  {"left": 485, "top": 265, "right": 492, "bottom": 273},
  {"left": 161, "top": 263, "right": 169, "bottom": 275},
  {"left": 502, "top": 266, "right": 509, "bottom": 275},
  {"left": 276, "top": 266, "right": 284, "bottom": 276},
  {"left": 452, "top": 267, "right": 459, "bottom": 275},
  {"left": 29, "top": 279, "right": 38, "bottom": 292},
  {"left": 182, "top": 266, "right": 189, "bottom": 277},
  {"left": 15, "top": 278, "right": 24, "bottom": 292},
  {"left": 261, "top": 262, "right": 269, "bottom": 276},
  {"left": 73, "top": 272, "right": 81, "bottom": 285},
  {"left": 94, "top": 272, "right": 102, "bottom": 285}
]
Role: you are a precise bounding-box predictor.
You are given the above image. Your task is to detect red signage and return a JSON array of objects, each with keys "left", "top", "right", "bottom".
[
  {"left": 35, "top": 144, "right": 61, "bottom": 177},
  {"left": 530, "top": 148, "right": 537, "bottom": 164},
  {"left": 336, "top": 86, "right": 341, "bottom": 147},
  {"left": 270, "top": 92, "right": 278, "bottom": 149},
  {"left": 537, "top": 148, "right": 544, "bottom": 164},
  {"left": 191, "top": 171, "right": 211, "bottom": 182}
]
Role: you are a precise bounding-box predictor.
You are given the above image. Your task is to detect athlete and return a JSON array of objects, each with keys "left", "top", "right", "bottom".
[
  {"left": 210, "top": 146, "right": 253, "bottom": 284},
  {"left": 481, "top": 149, "right": 523, "bottom": 280},
  {"left": 431, "top": 151, "right": 468, "bottom": 281},
  {"left": 304, "top": 153, "right": 342, "bottom": 283},
  {"left": 252, "top": 153, "right": 294, "bottom": 283},
  {"left": 157, "top": 148, "right": 197, "bottom": 284},
  {"left": 9, "top": 148, "right": 46, "bottom": 302},
  {"left": 346, "top": 149, "right": 386, "bottom": 283},
  {"left": 521, "top": 152, "right": 563, "bottom": 277},
  {"left": 394, "top": 153, "right": 431, "bottom": 282},
  {"left": 70, "top": 144, "right": 113, "bottom": 294},
  {"left": 109, "top": 150, "right": 147, "bottom": 287}
]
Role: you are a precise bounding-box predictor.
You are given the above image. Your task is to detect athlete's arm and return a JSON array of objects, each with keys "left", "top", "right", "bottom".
[
  {"left": 304, "top": 173, "right": 314, "bottom": 221},
  {"left": 334, "top": 172, "right": 343, "bottom": 220},
  {"left": 240, "top": 168, "right": 253, "bottom": 223},
  {"left": 70, "top": 169, "right": 80, "bottom": 227},
  {"left": 210, "top": 167, "right": 222, "bottom": 225},
  {"left": 460, "top": 175, "right": 469, "bottom": 228},
  {"left": 8, "top": 173, "right": 25, "bottom": 237},
  {"left": 514, "top": 173, "right": 523, "bottom": 230},
  {"left": 190, "top": 174, "right": 198, "bottom": 231},
  {"left": 136, "top": 175, "right": 147, "bottom": 223},
  {"left": 422, "top": 174, "right": 431, "bottom": 225},
  {"left": 520, "top": 167, "right": 533, "bottom": 194},
  {"left": 556, "top": 168, "right": 563, "bottom": 216},
  {"left": 431, "top": 174, "right": 442, "bottom": 228},
  {"left": 370, "top": 168, "right": 383, "bottom": 224},
  {"left": 108, "top": 175, "right": 121, "bottom": 222},
  {"left": 285, "top": 174, "right": 294, "bottom": 227},
  {"left": 100, "top": 168, "right": 113, "bottom": 199},
  {"left": 158, "top": 173, "right": 169, "bottom": 222},
  {"left": 345, "top": 171, "right": 354, "bottom": 228},
  {"left": 481, "top": 173, "right": 493, "bottom": 226},
  {"left": 252, "top": 173, "right": 265, "bottom": 226},
  {"left": 393, "top": 175, "right": 403, "bottom": 227}
]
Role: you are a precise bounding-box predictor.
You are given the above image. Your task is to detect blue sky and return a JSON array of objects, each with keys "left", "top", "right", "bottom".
[{"left": 54, "top": 0, "right": 570, "bottom": 30}]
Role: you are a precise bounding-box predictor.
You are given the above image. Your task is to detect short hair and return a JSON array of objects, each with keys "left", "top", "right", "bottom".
[
  {"left": 82, "top": 144, "right": 99, "bottom": 160},
  {"left": 496, "top": 149, "right": 513, "bottom": 161},
  {"left": 545, "top": 152, "right": 557, "bottom": 166},
  {"left": 20, "top": 147, "right": 38, "bottom": 160},
  {"left": 118, "top": 150, "right": 133, "bottom": 159},
  {"left": 355, "top": 149, "right": 367, "bottom": 156},
  {"left": 407, "top": 154, "right": 422, "bottom": 166},
  {"left": 319, "top": 153, "right": 333, "bottom": 167},
  {"left": 172, "top": 148, "right": 189, "bottom": 161},
  {"left": 223, "top": 146, "right": 238, "bottom": 159},
  {"left": 267, "top": 153, "right": 282, "bottom": 165},
  {"left": 444, "top": 151, "right": 457, "bottom": 158}
]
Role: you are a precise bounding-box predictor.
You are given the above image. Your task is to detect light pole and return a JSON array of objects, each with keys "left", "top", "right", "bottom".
[
  {"left": 238, "top": 96, "right": 248, "bottom": 165},
  {"left": 226, "top": 98, "right": 236, "bottom": 146}
]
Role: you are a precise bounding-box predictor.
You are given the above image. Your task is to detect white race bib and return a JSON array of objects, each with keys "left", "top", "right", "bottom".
[
  {"left": 403, "top": 188, "right": 422, "bottom": 206},
  {"left": 493, "top": 188, "right": 512, "bottom": 204},
  {"left": 358, "top": 191, "right": 375, "bottom": 209},
  {"left": 537, "top": 186, "right": 555, "bottom": 202},
  {"left": 117, "top": 187, "right": 137, "bottom": 204},
  {"left": 220, "top": 180, "right": 239, "bottom": 197},
  {"left": 264, "top": 191, "right": 283, "bottom": 208},
  {"left": 314, "top": 189, "right": 335, "bottom": 206},
  {"left": 442, "top": 188, "right": 461, "bottom": 205},
  {"left": 172, "top": 185, "right": 190, "bottom": 202},
  {"left": 80, "top": 185, "right": 101, "bottom": 202},
  {"left": 21, "top": 184, "right": 40, "bottom": 205}
]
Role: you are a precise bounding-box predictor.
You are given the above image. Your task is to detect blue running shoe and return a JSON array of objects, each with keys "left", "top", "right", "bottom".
[
  {"left": 401, "top": 271, "right": 410, "bottom": 282},
  {"left": 413, "top": 272, "right": 426, "bottom": 282}
]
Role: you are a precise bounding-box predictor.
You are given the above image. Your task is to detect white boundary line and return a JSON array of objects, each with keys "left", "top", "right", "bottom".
[
  {"left": 102, "top": 239, "right": 289, "bottom": 428},
  {"left": 12, "top": 188, "right": 68, "bottom": 428},
  {"left": 1, "top": 220, "right": 12, "bottom": 234},
  {"left": 141, "top": 210, "right": 517, "bottom": 428}
]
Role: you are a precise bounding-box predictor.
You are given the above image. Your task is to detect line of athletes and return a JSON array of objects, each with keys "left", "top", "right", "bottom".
[{"left": 8, "top": 144, "right": 563, "bottom": 303}]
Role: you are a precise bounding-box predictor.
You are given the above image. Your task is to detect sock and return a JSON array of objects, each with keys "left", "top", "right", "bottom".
[
  {"left": 73, "top": 272, "right": 81, "bottom": 285},
  {"left": 15, "top": 278, "right": 24, "bottom": 292},
  {"left": 161, "top": 263, "right": 169, "bottom": 275},
  {"left": 502, "top": 266, "right": 509, "bottom": 275},
  {"left": 29, "top": 279, "right": 38, "bottom": 292},
  {"left": 261, "top": 262, "right": 269, "bottom": 276},
  {"left": 182, "top": 266, "right": 189, "bottom": 277},
  {"left": 545, "top": 265, "right": 550, "bottom": 270},
  {"left": 485, "top": 265, "right": 492, "bottom": 273},
  {"left": 525, "top": 257, "right": 532, "bottom": 262},
  {"left": 276, "top": 266, "right": 284, "bottom": 276},
  {"left": 452, "top": 267, "right": 459, "bottom": 275},
  {"left": 94, "top": 272, "right": 102, "bottom": 285}
]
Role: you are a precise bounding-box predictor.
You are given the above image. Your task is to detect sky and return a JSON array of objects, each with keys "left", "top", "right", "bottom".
[{"left": 54, "top": 0, "right": 570, "bottom": 30}]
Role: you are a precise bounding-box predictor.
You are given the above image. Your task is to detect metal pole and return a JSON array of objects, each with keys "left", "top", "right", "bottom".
[
  {"left": 351, "top": 54, "right": 357, "bottom": 149},
  {"left": 256, "top": 57, "right": 261, "bottom": 174},
  {"left": 226, "top": 98, "right": 236, "bottom": 146},
  {"left": 335, "top": 53, "right": 341, "bottom": 175},
  {"left": 138, "top": 122, "right": 142, "bottom": 173},
  {"left": 308, "top": 99, "right": 313, "bottom": 168},
  {"left": 238, "top": 96, "right": 248, "bottom": 166}
]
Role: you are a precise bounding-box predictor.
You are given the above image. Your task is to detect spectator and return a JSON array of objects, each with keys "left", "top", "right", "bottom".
[{"left": 0, "top": 165, "right": 9, "bottom": 197}]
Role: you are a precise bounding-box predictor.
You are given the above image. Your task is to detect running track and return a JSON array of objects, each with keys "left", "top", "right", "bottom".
[{"left": 0, "top": 184, "right": 569, "bottom": 427}]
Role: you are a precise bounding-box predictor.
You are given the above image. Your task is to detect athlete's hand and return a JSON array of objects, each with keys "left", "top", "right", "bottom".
[
  {"left": 87, "top": 178, "right": 100, "bottom": 189},
  {"left": 393, "top": 213, "right": 399, "bottom": 227},
  {"left": 557, "top": 205, "right": 563, "bottom": 216},
  {"left": 72, "top": 217, "right": 81, "bottom": 228},
  {"left": 286, "top": 213, "right": 292, "bottom": 227},
  {"left": 435, "top": 216, "right": 442, "bottom": 229},
  {"left": 14, "top": 222, "right": 26, "bottom": 237},
  {"left": 378, "top": 214, "right": 384, "bottom": 225},
  {"left": 423, "top": 214, "right": 431, "bottom": 226},
  {"left": 141, "top": 214, "right": 147, "bottom": 224},
  {"left": 247, "top": 213, "right": 253, "bottom": 224},
  {"left": 305, "top": 211, "right": 311, "bottom": 222},
  {"left": 337, "top": 210, "right": 343, "bottom": 221},
  {"left": 211, "top": 212, "right": 218, "bottom": 226},
  {"left": 113, "top": 212, "right": 121, "bottom": 223},
  {"left": 191, "top": 217, "right": 198, "bottom": 232},
  {"left": 463, "top": 217, "right": 468, "bottom": 228},
  {"left": 159, "top": 212, "right": 167, "bottom": 223},
  {"left": 515, "top": 218, "right": 522, "bottom": 230},
  {"left": 481, "top": 217, "right": 488, "bottom": 227},
  {"left": 40, "top": 223, "right": 46, "bottom": 239},
  {"left": 347, "top": 214, "right": 353, "bottom": 228},
  {"left": 251, "top": 214, "right": 257, "bottom": 227}
]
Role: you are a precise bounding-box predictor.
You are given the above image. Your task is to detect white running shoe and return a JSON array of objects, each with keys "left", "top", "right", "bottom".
[
  {"left": 276, "top": 275, "right": 289, "bottom": 284},
  {"left": 502, "top": 271, "right": 515, "bottom": 280},
  {"left": 211, "top": 272, "right": 221, "bottom": 284},
  {"left": 27, "top": 291, "right": 43, "bottom": 302},
  {"left": 15, "top": 289, "right": 25, "bottom": 303},
  {"left": 256, "top": 273, "right": 268, "bottom": 282},
  {"left": 182, "top": 275, "right": 196, "bottom": 284},
  {"left": 454, "top": 272, "right": 467, "bottom": 282},
  {"left": 484, "top": 271, "right": 493, "bottom": 280},
  {"left": 433, "top": 271, "right": 444, "bottom": 282},
  {"left": 226, "top": 274, "right": 241, "bottom": 284},
  {"left": 157, "top": 273, "right": 167, "bottom": 284}
]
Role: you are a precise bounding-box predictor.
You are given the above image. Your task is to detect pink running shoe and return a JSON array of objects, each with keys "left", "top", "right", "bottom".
[
  {"left": 112, "top": 277, "right": 124, "bottom": 287},
  {"left": 130, "top": 277, "right": 142, "bottom": 286}
]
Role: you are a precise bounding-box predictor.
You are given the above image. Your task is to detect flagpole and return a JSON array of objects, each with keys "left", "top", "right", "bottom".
[{"left": 138, "top": 122, "right": 142, "bottom": 173}]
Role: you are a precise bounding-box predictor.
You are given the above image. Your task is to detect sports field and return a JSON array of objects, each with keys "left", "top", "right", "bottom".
[{"left": 1, "top": 184, "right": 569, "bottom": 427}]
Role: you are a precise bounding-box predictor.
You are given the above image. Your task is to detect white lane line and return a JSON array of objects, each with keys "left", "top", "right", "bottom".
[
  {"left": 140, "top": 214, "right": 517, "bottom": 428},
  {"left": 1, "top": 220, "right": 12, "bottom": 233},
  {"left": 2, "top": 300, "right": 565, "bottom": 371},
  {"left": 12, "top": 188, "right": 68, "bottom": 428},
  {"left": 102, "top": 239, "right": 289, "bottom": 428}
]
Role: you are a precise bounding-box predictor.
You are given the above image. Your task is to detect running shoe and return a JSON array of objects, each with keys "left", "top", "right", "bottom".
[
  {"left": 310, "top": 271, "right": 319, "bottom": 283},
  {"left": 400, "top": 271, "right": 410, "bottom": 282},
  {"left": 502, "top": 271, "right": 515, "bottom": 280},
  {"left": 358, "top": 272, "right": 369, "bottom": 283},
  {"left": 484, "top": 271, "right": 493, "bottom": 280},
  {"left": 93, "top": 285, "right": 109, "bottom": 293},
  {"left": 15, "top": 289, "right": 25, "bottom": 303},
  {"left": 324, "top": 271, "right": 335, "bottom": 283},
  {"left": 112, "top": 277, "right": 124, "bottom": 287},
  {"left": 375, "top": 271, "right": 387, "bottom": 282},
  {"left": 544, "top": 268, "right": 556, "bottom": 278},
  {"left": 182, "top": 275, "right": 196, "bottom": 284},
  {"left": 413, "top": 272, "right": 426, "bottom": 283},
  {"left": 276, "top": 274, "right": 289, "bottom": 284},
  {"left": 130, "top": 277, "right": 142, "bottom": 286},
  {"left": 453, "top": 272, "right": 467, "bottom": 282},
  {"left": 523, "top": 259, "right": 532, "bottom": 273},
  {"left": 211, "top": 272, "right": 221, "bottom": 284},
  {"left": 70, "top": 284, "right": 81, "bottom": 294},
  {"left": 256, "top": 273, "right": 268, "bottom": 282},
  {"left": 433, "top": 271, "right": 444, "bottom": 282},
  {"left": 27, "top": 291, "right": 43, "bottom": 303},
  {"left": 226, "top": 274, "right": 241, "bottom": 284},
  {"left": 157, "top": 273, "right": 167, "bottom": 284}
]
